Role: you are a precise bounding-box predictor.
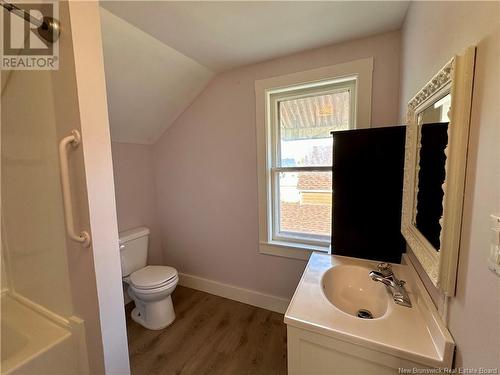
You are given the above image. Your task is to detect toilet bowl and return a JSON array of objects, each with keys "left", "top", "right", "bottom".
[
  {"left": 124, "top": 266, "right": 178, "bottom": 330},
  {"left": 119, "top": 227, "right": 179, "bottom": 330}
]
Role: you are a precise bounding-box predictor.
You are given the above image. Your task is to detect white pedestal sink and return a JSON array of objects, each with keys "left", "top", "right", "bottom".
[
  {"left": 285, "top": 253, "right": 455, "bottom": 375},
  {"left": 322, "top": 265, "right": 389, "bottom": 319}
]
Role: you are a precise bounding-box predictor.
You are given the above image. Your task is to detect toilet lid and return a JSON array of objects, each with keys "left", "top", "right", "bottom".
[{"left": 130, "top": 265, "right": 178, "bottom": 289}]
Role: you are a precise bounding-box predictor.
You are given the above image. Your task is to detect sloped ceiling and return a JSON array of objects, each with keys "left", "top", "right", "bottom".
[
  {"left": 100, "top": 1, "right": 409, "bottom": 144},
  {"left": 100, "top": 7, "right": 214, "bottom": 144},
  {"left": 100, "top": 1, "right": 409, "bottom": 72}
]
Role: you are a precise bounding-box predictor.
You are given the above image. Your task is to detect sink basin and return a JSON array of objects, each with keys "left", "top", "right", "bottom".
[
  {"left": 286, "top": 253, "right": 455, "bottom": 369},
  {"left": 321, "top": 264, "right": 389, "bottom": 319}
]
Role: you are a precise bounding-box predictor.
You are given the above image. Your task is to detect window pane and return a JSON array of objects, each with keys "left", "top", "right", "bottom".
[
  {"left": 279, "top": 90, "right": 350, "bottom": 167},
  {"left": 278, "top": 171, "right": 332, "bottom": 238}
]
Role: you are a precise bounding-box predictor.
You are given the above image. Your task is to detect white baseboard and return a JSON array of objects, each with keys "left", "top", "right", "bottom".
[{"left": 178, "top": 273, "right": 290, "bottom": 314}]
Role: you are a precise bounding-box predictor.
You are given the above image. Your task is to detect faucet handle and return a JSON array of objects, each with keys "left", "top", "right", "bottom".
[{"left": 377, "top": 262, "right": 393, "bottom": 276}]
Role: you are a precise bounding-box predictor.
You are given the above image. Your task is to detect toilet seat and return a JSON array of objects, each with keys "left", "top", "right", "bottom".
[
  {"left": 130, "top": 265, "right": 178, "bottom": 290},
  {"left": 129, "top": 275, "right": 179, "bottom": 297}
]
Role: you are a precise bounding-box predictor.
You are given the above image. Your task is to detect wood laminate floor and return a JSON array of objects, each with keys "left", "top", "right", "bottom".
[{"left": 126, "top": 286, "right": 287, "bottom": 375}]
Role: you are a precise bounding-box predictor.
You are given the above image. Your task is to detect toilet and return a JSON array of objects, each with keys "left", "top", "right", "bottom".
[{"left": 119, "top": 227, "right": 178, "bottom": 330}]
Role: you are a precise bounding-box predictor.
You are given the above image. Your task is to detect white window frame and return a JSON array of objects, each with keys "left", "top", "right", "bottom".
[
  {"left": 255, "top": 58, "right": 373, "bottom": 260},
  {"left": 270, "top": 80, "right": 356, "bottom": 247}
]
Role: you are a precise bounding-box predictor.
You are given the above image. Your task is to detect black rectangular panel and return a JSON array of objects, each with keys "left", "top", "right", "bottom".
[{"left": 331, "top": 126, "right": 406, "bottom": 263}]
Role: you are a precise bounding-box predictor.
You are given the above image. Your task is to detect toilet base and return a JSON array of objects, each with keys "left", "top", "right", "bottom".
[{"left": 131, "top": 295, "right": 176, "bottom": 330}]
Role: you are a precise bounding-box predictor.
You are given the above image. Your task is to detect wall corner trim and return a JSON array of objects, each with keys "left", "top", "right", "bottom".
[{"left": 178, "top": 273, "right": 290, "bottom": 314}]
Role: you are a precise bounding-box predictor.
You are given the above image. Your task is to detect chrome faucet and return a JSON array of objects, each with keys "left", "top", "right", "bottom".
[{"left": 369, "top": 263, "right": 412, "bottom": 308}]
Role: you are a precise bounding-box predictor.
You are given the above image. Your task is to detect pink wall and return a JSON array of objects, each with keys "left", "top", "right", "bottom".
[
  {"left": 152, "top": 31, "right": 401, "bottom": 299},
  {"left": 111, "top": 142, "right": 162, "bottom": 264},
  {"left": 400, "top": 2, "right": 500, "bottom": 368}
]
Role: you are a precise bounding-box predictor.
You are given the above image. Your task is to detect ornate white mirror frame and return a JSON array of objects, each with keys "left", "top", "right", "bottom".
[{"left": 401, "top": 46, "right": 476, "bottom": 296}]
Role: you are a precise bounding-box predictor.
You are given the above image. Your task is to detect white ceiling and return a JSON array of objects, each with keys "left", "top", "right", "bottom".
[
  {"left": 100, "top": 7, "right": 214, "bottom": 144},
  {"left": 99, "top": 1, "right": 409, "bottom": 144},
  {"left": 100, "top": 1, "right": 410, "bottom": 72}
]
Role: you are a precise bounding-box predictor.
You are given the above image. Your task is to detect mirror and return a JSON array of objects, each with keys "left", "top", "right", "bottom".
[
  {"left": 413, "top": 93, "right": 450, "bottom": 251},
  {"left": 401, "top": 47, "right": 475, "bottom": 296}
]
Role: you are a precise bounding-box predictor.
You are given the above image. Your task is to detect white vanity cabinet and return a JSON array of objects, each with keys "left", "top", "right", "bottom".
[
  {"left": 285, "top": 253, "right": 454, "bottom": 375},
  {"left": 287, "top": 326, "right": 429, "bottom": 375}
]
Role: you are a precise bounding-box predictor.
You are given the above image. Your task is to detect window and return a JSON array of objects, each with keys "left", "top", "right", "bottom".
[
  {"left": 270, "top": 80, "right": 356, "bottom": 249},
  {"left": 256, "top": 58, "right": 373, "bottom": 259}
]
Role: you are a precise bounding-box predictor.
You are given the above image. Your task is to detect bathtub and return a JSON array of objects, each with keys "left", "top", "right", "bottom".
[{"left": 1, "top": 293, "right": 80, "bottom": 375}]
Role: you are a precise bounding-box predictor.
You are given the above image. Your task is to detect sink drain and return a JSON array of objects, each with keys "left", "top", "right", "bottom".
[{"left": 357, "top": 309, "right": 374, "bottom": 319}]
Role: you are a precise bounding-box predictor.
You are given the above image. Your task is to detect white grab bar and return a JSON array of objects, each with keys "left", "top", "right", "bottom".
[{"left": 58, "top": 130, "right": 91, "bottom": 248}]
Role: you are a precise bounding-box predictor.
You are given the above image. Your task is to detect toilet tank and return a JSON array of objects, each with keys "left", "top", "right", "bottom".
[{"left": 119, "top": 227, "right": 150, "bottom": 277}]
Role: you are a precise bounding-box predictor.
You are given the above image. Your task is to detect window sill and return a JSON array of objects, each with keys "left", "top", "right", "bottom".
[{"left": 259, "top": 241, "right": 330, "bottom": 261}]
